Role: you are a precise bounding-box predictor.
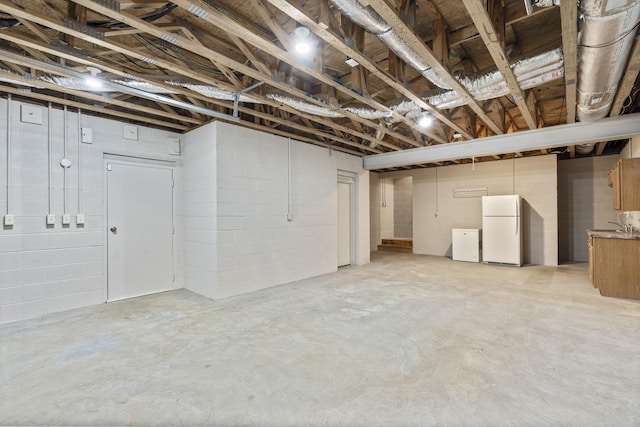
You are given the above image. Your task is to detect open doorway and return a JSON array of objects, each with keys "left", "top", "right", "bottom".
[{"left": 377, "top": 176, "right": 413, "bottom": 253}]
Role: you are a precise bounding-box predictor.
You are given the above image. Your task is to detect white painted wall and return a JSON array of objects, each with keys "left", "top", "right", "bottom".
[
  {"left": 183, "top": 121, "right": 369, "bottom": 301},
  {"left": 620, "top": 135, "right": 640, "bottom": 159},
  {"left": 557, "top": 156, "right": 619, "bottom": 262},
  {"left": 0, "top": 99, "right": 183, "bottom": 324},
  {"left": 182, "top": 123, "right": 217, "bottom": 299},
  {"left": 373, "top": 155, "right": 558, "bottom": 265}
]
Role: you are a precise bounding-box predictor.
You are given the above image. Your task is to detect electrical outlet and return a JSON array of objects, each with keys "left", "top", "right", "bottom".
[
  {"left": 62, "top": 214, "right": 71, "bottom": 225},
  {"left": 4, "top": 214, "right": 14, "bottom": 226},
  {"left": 46, "top": 214, "right": 55, "bottom": 225},
  {"left": 76, "top": 214, "right": 85, "bottom": 225}
]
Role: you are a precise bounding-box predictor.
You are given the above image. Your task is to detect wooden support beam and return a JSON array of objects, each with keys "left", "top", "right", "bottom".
[
  {"left": 526, "top": 91, "right": 538, "bottom": 127},
  {"left": 362, "top": 0, "right": 504, "bottom": 135},
  {"left": 560, "top": 0, "right": 577, "bottom": 124},
  {"left": 0, "top": 69, "right": 202, "bottom": 125},
  {"left": 610, "top": 38, "right": 640, "bottom": 117},
  {"left": 485, "top": 99, "right": 505, "bottom": 134},
  {"left": 2, "top": 0, "right": 410, "bottom": 151},
  {"left": 429, "top": 2, "right": 449, "bottom": 70},
  {"left": 461, "top": 0, "right": 538, "bottom": 130},
  {"left": 252, "top": 0, "right": 292, "bottom": 51},
  {"left": 0, "top": 84, "right": 189, "bottom": 131},
  {"left": 596, "top": 142, "right": 607, "bottom": 156},
  {"left": 488, "top": 0, "right": 505, "bottom": 51},
  {"left": 266, "top": 0, "right": 475, "bottom": 139}
]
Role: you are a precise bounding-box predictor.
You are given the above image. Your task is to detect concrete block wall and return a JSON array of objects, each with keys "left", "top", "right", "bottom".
[
  {"left": 371, "top": 155, "right": 558, "bottom": 266},
  {"left": 213, "top": 122, "right": 369, "bottom": 299},
  {"left": 182, "top": 123, "right": 217, "bottom": 299},
  {"left": 557, "top": 156, "right": 619, "bottom": 262},
  {"left": 393, "top": 177, "right": 412, "bottom": 238},
  {"left": 183, "top": 121, "right": 369, "bottom": 301},
  {"left": 0, "top": 99, "right": 183, "bottom": 324}
]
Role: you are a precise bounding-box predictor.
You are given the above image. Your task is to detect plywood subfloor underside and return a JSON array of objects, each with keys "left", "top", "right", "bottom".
[{"left": 2, "top": 252, "right": 639, "bottom": 426}]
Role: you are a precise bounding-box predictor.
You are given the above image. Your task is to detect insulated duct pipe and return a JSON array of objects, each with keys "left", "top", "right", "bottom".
[
  {"left": 330, "top": 0, "right": 451, "bottom": 89},
  {"left": 577, "top": 0, "right": 640, "bottom": 122}
]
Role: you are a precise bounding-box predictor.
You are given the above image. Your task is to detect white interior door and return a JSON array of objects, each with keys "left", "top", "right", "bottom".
[
  {"left": 338, "top": 181, "right": 352, "bottom": 267},
  {"left": 107, "top": 161, "right": 174, "bottom": 301}
]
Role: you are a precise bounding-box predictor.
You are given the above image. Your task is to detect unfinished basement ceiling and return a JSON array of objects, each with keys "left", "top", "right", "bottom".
[{"left": 0, "top": 0, "right": 639, "bottom": 169}]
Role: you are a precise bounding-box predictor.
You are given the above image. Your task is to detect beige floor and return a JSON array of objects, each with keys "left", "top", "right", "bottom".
[{"left": 1, "top": 252, "right": 639, "bottom": 426}]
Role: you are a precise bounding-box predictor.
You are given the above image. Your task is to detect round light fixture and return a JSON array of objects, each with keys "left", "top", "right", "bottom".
[
  {"left": 293, "top": 25, "right": 312, "bottom": 55},
  {"left": 85, "top": 66, "right": 103, "bottom": 89},
  {"left": 418, "top": 115, "right": 433, "bottom": 128}
]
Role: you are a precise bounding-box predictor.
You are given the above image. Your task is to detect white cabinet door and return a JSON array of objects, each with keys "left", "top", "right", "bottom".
[{"left": 107, "top": 161, "right": 174, "bottom": 301}]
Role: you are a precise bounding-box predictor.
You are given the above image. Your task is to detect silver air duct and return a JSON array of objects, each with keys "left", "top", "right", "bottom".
[
  {"left": 330, "top": 0, "right": 451, "bottom": 89},
  {"left": 266, "top": 93, "right": 344, "bottom": 117},
  {"left": 577, "top": 0, "right": 640, "bottom": 122},
  {"left": 427, "top": 48, "right": 564, "bottom": 109}
]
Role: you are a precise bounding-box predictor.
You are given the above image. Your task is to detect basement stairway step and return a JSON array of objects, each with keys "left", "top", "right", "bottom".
[{"left": 378, "top": 238, "right": 413, "bottom": 253}]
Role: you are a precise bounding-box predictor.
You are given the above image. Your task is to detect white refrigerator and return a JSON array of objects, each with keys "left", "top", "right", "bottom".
[{"left": 482, "top": 195, "right": 523, "bottom": 266}]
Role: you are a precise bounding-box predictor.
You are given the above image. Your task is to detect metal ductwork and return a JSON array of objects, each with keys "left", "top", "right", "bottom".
[
  {"left": 329, "top": 0, "right": 451, "bottom": 89},
  {"left": 330, "top": 0, "right": 564, "bottom": 110},
  {"left": 429, "top": 48, "right": 564, "bottom": 109},
  {"left": 577, "top": 0, "right": 640, "bottom": 122}
]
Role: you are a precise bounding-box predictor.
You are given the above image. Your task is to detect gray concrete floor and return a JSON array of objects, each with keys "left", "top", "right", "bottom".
[{"left": 2, "top": 252, "right": 639, "bottom": 426}]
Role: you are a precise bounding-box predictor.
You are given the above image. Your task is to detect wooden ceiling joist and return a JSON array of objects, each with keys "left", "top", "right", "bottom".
[
  {"left": 363, "top": 0, "right": 506, "bottom": 135},
  {"left": 461, "top": 0, "right": 538, "bottom": 130}
]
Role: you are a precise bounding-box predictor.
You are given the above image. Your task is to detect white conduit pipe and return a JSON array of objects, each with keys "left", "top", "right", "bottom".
[
  {"left": 287, "top": 138, "right": 292, "bottom": 222},
  {"left": 6, "top": 94, "right": 11, "bottom": 215},
  {"left": 63, "top": 106, "right": 68, "bottom": 216},
  {"left": 47, "top": 102, "right": 52, "bottom": 216},
  {"left": 77, "top": 109, "right": 82, "bottom": 214}
]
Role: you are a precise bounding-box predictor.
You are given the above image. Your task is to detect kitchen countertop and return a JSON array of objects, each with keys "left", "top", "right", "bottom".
[{"left": 587, "top": 229, "right": 640, "bottom": 240}]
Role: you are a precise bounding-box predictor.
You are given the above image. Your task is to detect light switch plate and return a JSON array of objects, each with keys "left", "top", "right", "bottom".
[
  {"left": 76, "top": 214, "right": 85, "bottom": 225},
  {"left": 46, "top": 214, "right": 55, "bottom": 225},
  {"left": 4, "top": 214, "right": 14, "bottom": 226},
  {"left": 62, "top": 214, "right": 71, "bottom": 225}
]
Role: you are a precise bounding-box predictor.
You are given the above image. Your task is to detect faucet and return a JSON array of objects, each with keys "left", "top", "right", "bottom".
[{"left": 608, "top": 221, "right": 632, "bottom": 232}]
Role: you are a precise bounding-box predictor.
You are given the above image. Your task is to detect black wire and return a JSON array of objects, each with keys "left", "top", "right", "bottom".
[{"left": 578, "top": 21, "right": 640, "bottom": 49}]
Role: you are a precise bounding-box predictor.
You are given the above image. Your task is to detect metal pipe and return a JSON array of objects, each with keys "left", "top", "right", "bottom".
[{"left": 363, "top": 113, "right": 640, "bottom": 169}]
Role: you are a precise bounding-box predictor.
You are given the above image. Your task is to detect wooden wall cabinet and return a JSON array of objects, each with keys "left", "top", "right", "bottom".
[
  {"left": 590, "top": 237, "right": 640, "bottom": 300},
  {"left": 608, "top": 158, "right": 640, "bottom": 211}
]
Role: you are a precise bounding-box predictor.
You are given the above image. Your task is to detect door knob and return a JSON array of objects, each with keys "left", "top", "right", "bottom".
[{"left": 110, "top": 226, "right": 117, "bottom": 234}]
